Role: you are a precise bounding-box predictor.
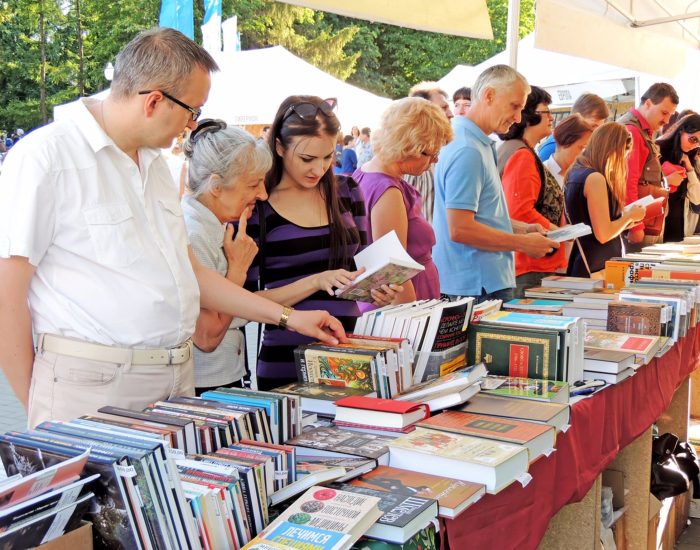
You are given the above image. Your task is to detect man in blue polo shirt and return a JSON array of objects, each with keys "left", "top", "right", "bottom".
[{"left": 433, "top": 65, "right": 558, "bottom": 303}]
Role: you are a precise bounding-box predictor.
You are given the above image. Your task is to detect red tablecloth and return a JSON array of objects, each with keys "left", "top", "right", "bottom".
[{"left": 441, "top": 327, "right": 700, "bottom": 550}]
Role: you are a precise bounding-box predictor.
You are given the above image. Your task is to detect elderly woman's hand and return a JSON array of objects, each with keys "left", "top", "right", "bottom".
[{"left": 223, "top": 207, "right": 258, "bottom": 282}]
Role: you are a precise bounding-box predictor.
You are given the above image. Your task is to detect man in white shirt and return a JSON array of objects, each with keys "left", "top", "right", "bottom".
[{"left": 0, "top": 28, "right": 345, "bottom": 428}]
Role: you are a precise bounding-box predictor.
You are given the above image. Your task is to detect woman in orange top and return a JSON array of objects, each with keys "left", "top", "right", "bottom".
[{"left": 497, "top": 86, "right": 566, "bottom": 297}]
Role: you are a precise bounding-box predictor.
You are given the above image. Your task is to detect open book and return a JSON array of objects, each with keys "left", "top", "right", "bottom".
[
  {"left": 335, "top": 230, "right": 425, "bottom": 302},
  {"left": 624, "top": 194, "right": 664, "bottom": 218}
]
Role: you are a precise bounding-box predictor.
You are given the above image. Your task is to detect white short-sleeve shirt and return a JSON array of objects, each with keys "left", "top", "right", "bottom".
[{"left": 0, "top": 98, "right": 200, "bottom": 348}]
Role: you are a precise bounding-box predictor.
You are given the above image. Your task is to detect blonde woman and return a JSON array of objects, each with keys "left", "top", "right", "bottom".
[
  {"left": 564, "top": 122, "right": 646, "bottom": 276},
  {"left": 353, "top": 97, "right": 453, "bottom": 302}
]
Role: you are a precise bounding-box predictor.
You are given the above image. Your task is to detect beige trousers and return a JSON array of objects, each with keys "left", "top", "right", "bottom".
[{"left": 27, "top": 348, "right": 195, "bottom": 429}]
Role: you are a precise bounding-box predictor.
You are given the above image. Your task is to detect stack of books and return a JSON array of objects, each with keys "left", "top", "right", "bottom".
[
  {"left": 583, "top": 349, "right": 637, "bottom": 384},
  {"left": 502, "top": 298, "right": 568, "bottom": 315},
  {"left": 0, "top": 449, "right": 95, "bottom": 548},
  {"left": 468, "top": 310, "right": 585, "bottom": 385},
  {"left": 481, "top": 375, "right": 570, "bottom": 404},
  {"left": 562, "top": 290, "right": 620, "bottom": 329}
]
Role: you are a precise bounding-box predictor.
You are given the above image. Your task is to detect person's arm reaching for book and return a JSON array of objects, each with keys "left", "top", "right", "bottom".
[
  {"left": 447, "top": 209, "right": 559, "bottom": 258},
  {"left": 190, "top": 248, "right": 346, "bottom": 345},
  {"left": 0, "top": 256, "right": 35, "bottom": 408},
  {"left": 585, "top": 172, "right": 645, "bottom": 243},
  {"left": 367, "top": 186, "right": 417, "bottom": 304}
]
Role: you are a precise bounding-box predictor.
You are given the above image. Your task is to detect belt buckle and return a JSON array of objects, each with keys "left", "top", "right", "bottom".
[{"left": 167, "top": 348, "right": 175, "bottom": 365}]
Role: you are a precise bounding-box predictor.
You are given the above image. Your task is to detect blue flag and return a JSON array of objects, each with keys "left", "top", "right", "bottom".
[
  {"left": 159, "top": 0, "right": 194, "bottom": 40},
  {"left": 201, "top": 0, "right": 222, "bottom": 54}
]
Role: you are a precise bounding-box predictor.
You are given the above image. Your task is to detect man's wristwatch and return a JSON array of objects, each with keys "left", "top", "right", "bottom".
[{"left": 278, "top": 305, "right": 293, "bottom": 330}]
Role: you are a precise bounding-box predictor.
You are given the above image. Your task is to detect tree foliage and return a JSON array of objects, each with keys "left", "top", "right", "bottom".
[{"left": 0, "top": 0, "right": 534, "bottom": 132}]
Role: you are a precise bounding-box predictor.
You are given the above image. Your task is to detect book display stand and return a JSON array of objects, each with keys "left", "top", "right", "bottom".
[{"left": 439, "top": 328, "right": 700, "bottom": 549}]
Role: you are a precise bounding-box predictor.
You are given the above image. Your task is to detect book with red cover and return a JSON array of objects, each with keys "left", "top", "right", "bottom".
[
  {"left": 418, "top": 410, "right": 556, "bottom": 462},
  {"left": 350, "top": 465, "right": 485, "bottom": 519},
  {"left": 334, "top": 396, "right": 429, "bottom": 429}
]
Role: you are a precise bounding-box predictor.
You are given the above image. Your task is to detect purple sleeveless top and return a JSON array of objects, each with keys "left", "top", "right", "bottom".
[{"left": 353, "top": 169, "right": 440, "bottom": 300}]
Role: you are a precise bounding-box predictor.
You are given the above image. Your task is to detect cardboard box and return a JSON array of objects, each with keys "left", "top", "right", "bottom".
[
  {"left": 603, "top": 468, "right": 626, "bottom": 510},
  {"left": 33, "top": 521, "right": 92, "bottom": 550}
]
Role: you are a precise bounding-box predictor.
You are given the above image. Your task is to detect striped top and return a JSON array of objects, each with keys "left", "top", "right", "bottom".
[{"left": 245, "top": 176, "right": 368, "bottom": 379}]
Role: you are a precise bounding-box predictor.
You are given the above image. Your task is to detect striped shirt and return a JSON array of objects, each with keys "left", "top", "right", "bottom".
[{"left": 245, "top": 176, "right": 368, "bottom": 379}]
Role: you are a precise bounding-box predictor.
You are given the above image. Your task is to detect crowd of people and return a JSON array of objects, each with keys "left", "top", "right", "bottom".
[{"left": 1, "top": 27, "right": 698, "bottom": 428}]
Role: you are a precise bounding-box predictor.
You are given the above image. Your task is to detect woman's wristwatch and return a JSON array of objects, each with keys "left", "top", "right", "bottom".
[{"left": 278, "top": 305, "right": 294, "bottom": 330}]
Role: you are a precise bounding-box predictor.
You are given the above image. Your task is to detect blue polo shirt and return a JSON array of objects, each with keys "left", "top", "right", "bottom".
[{"left": 433, "top": 117, "right": 515, "bottom": 296}]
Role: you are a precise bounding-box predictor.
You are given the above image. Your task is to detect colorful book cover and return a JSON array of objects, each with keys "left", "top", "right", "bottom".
[
  {"left": 351, "top": 466, "right": 485, "bottom": 519},
  {"left": 350, "top": 520, "right": 438, "bottom": 550},
  {"left": 482, "top": 310, "right": 578, "bottom": 329},
  {"left": 417, "top": 411, "right": 554, "bottom": 446},
  {"left": 481, "top": 376, "right": 569, "bottom": 403},
  {"left": 503, "top": 298, "right": 568, "bottom": 310},
  {"left": 286, "top": 427, "right": 393, "bottom": 461},
  {"left": 584, "top": 329, "right": 659, "bottom": 355},
  {"left": 304, "top": 348, "right": 377, "bottom": 391},
  {"left": 606, "top": 301, "right": 664, "bottom": 336}
]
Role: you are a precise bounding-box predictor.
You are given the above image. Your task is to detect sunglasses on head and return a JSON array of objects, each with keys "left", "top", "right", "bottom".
[
  {"left": 190, "top": 119, "right": 227, "bottom": 143},
  {"left": 281, "top": 98, "right": 338, "bottom": 123}
]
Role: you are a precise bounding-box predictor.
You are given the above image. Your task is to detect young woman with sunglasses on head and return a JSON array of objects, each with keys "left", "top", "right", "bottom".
[
  {"left": 656, "top": 112, "right": 700, "bottom": 242},
  {"left": 353, "top": 97, "right": 453, "bottom": 303},
  {"left": 564, "top": 123, "right": 646, "bottom": 277},
  {"left": 246, "top": 95, "right": 398, "bottom": 390}
]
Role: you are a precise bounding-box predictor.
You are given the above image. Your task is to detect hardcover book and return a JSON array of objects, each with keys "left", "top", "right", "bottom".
[
  {"left": 606, "top": 301, "right": 664, "bottom": 336},
  {"left": 334, "top": 397, "right": 429, "bottom": 429},
  {"left": 459, "top": 393, "right": 570, "bottom": 432},
  {"left": 481, "top": 375, "right": 569, "bottom": 403},
  {"left": 584, "top": 329, "right": 662, "bottom": 364},
  {"left": 335, "top": 231, "right": 424, "bottom": 303},
  {"left": 583, "top": 349, "right": 637, "bottom": 374},
  {"left": 332, "top": 483, "right": 438, "bottom": 544},
  {"left": 274, "top": 383, "right": 377, "bottom": 416},
  {"left": 388, "top": 428, "right": 529, "bottom": 494},
  {"left": 351, "top": 465, "right": 485, "bottom": 519},
  {"left": 417, "top": 411, "right": 556, "bottom": 462},
  {"left": 286, "top": 427, "right": 393, "bottom": 465},
  {"left": 541, "top": 275, "right": 604, "bottom": 290},
  {"left": 244, "top": 485, "right": 383, "bottom": 550}
]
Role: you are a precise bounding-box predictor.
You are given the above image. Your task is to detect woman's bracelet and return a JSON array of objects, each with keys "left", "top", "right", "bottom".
[{"left": 278, "top": 305, "right": 293, "bottom": 330}]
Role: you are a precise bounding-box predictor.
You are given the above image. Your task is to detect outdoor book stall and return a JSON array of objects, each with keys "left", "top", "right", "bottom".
[{"left": 440, "top": 325, "right": 700, "bottom": 549}]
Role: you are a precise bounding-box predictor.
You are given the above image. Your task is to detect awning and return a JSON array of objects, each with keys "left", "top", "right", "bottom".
[{"left": 278, "top": 0, "right": 493, "bottom": 40}]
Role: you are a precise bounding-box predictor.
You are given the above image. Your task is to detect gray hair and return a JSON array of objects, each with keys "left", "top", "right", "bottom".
[
  {"left": 111, "top": 27, "right": 219, "bottom": 99},
  {"left": 471, "top": 64, "right": 530, "bottom": 104},
  {"left": 183, "top": 123, "right": 272, "bottom": 198}
]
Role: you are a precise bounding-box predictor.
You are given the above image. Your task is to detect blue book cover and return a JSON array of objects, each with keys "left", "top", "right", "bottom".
[
  {"left": 263, "top": 520, "right": 350, "bottom": 550},
  {"left": 483, "top": 311, "right": 578, "bottom": 329}
]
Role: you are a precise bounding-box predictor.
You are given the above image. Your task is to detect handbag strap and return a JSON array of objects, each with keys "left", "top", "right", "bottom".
[
  {"left": 561, "top": 190, "right": 594, "bottom": 277},
  {"left": 256, "top": 200, "right": 267, "bottom": 354}
]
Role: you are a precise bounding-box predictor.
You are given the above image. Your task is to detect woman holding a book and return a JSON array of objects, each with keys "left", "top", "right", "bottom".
[
  {"left": 564, "top": 123, "right": 646, "bottom": 277},
  {"left": 246, "top": 96, "right": 398, "bottom": 390},
  {"left": 656, "top": 112, "right": 700, "bottom": 242},
  {"left": 353, "top": 97, "right": 453, "bottom": 302},
  {"left": 498, "top": 86, "right": 567, "bottom": 296}
]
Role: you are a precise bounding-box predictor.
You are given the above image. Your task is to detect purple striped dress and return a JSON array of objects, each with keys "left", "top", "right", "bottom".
[{"left": 245, "top": 176, "right": 368, "bottom": 379}]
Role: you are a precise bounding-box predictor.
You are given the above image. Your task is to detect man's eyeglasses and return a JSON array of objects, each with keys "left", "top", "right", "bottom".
[
  {"left": 139, "top": 90, "right": 202, "bottom": 122},
  {"left": 282, "top": 98, "right": 338, "bottom": 123}
]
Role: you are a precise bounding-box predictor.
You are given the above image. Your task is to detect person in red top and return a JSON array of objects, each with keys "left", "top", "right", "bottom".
[
  {"left": 497, "top": 86, "right": 567, "bottom": 297},
  {"left": 618, "top": 83, "right": 679, "bottom": 251}
]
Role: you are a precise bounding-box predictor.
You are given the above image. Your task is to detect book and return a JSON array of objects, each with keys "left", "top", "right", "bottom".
[
  {"left": 524, "top": 286, "right": 586, "bottom": 300},
  {"left": 397, "top": 363, "right": 486, "bottom": 402},
  {"left": 459, "top": 393, "right": 571, "bottom": 432},
  {"left": 334, "top": 397, "right": 429, "bottom": 429},
  {"left": 350, "top": 520, "right": 438, "bottom": 550},
  {"left": 583, "top": 349, "right": 637, "bottom": 374},
  {"left": 503, "top": 298, "right": 568, "bottom": 313},
  {"left": 244, "top": 485, "right": 383, "bottom": 550},
  {"left": 582, "top": 368, "right": 635, "bottom": 384},
  {"left": 332, "top": 421, "right": 416, "bottom": 438},
  {"left": 350, "top": 466, "right": 485, "bottom": 519},
  {"left": 624, "top": 194, "right": 664, "bottom": 218},
  {"left": 481, "top": 375, "right": 570, "bottom": 403},
  {"left": 417, "top": 411, "right": 556, "bottom": 462},
  {"left": 335, "top": 231, "right": 425, "bottom": 302},
  {"left": 286, "top": 427, "right": 393, "bottom": 465},
  {"left": 545, "top": 223, "right": 592, "bottom": 242},
  {"left": 541, "top": 276, "right": 604, "bottom": 290},
  {"left": 294, "top": 457, "right": 378, "bottom": 483},
  {"left": 606, "top": 301, "right": 665, "bottom": 336},
  {"left": 274, "top": 383, "right": 377, "bottom": 416},
  {"left": 584, "top": 329, "right": 662, "bottom": 365},
  {"left": 470, "top": 299, "right": 503, "bottom": 323},
  {"left": 332, "top": 483, "right": 438, "bottom": 544},
  {"left": 388, "top": 428, "right": 529, "bottom": 494},
  {"left": 412, "top": 297, "right": 475, "bottom": 384}
]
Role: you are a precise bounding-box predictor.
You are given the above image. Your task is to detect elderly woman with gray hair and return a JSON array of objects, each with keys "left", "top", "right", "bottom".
[{"left": 181, "top": 119, "right": 271, "bottom": 395}]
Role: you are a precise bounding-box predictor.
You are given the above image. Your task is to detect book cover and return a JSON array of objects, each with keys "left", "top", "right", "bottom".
[
  {"left": 417, "top": 411, "right": 555, "bottom": 448},
  {"left": 458, "top": 393, "right": 570, "bottom": 431},
  {"left": 335, "top": 231, "right": 425, "bottom": 303},
  {"left": 467, "top": 323, "right": 560, "bottom": 381},
  {"left": 606, "top": 301, "right": 664, "bottom": 336},
  {"left": 246, "top": 486, "right": 383, "bottom": 550},
  {"left": 541, "top": 275, "right": 604, "bottom": 290},
  {"left": 481, "top": 376, "right": 569, "bottom": 403},
  {"left": 335, "top": 396, "right": 428, "bottom": 416},
  {"left": 583, "top": 349, "right": 637, "bottom": 374},
  {"left": 274, "top": 383, "right": 376, "bottom": 415},
  {"left": 584, "top": 329, "right": 659, "bottom": 356},
  {"left": 303, "top": 347, "right": 377, "bottom": 392},
  {"left": 503, "top": 298, "right": 568, "bottom": 311},
  {"left": 524, "top": 286, "right": 586, "bottom": 300},
  {"left": 286, "top": 427, "right": 393, "bottom": 461},
  {"left": 294, "top": 457, "right": 378, "bottom": 483},
  {"left": 351, "top": 466, "right": 485, "bottom": 519},
  {"left": 396, "top": 363, "right": 486, "bottom": 402},
  {"left": 545, "top": 223, "right": 592, "bottom": 242},
  {"left": 350, "top": 520, "right": 438, "bottom": 550}
]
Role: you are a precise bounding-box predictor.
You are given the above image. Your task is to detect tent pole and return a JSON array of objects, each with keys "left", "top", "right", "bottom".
[{"left": 506, "top": 0, "right": 521, "bottom": 69}]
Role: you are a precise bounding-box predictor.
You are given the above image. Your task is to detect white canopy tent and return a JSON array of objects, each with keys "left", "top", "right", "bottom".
[{"left": 201, "top": 45, "right": 391, "bottom": 131}]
